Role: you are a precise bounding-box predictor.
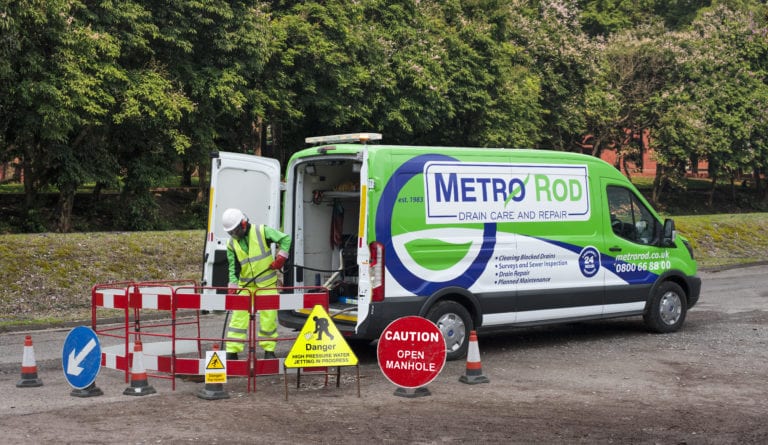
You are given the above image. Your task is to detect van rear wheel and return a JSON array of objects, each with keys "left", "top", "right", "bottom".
[
  {"left": 426, "top": 301, "right": 472, "bottom": 361},
  {"left": 644, "top": 281, "right": 687, "bottom": 333}
]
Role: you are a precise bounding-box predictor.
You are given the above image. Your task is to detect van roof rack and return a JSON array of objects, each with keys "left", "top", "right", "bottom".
[{"left": 305, "top": 133, "right": 382, "bottom": 145}]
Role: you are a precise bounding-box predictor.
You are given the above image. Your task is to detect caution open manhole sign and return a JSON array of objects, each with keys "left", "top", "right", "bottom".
[{"left": 284, "top": 305, "right": 358, "bottom": 368}]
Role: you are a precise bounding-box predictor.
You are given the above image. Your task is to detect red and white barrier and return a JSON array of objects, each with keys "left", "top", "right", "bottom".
[{"left": 91, "top": 282, "right": 329, "bottom": 392}]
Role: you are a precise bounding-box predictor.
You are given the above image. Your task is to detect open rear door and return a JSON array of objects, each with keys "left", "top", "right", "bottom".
[
  {"left": 202, "top": 152, "right": 281, "bottom": 290},
  {"left": 355, "top": 146, "right": 371, "bottom": 332}
]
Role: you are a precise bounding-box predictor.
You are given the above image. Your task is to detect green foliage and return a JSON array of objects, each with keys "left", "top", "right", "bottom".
[
  {"left": 579, "top": 0, "right": 713, "bottom": 35},
  {"left": 647, "top": 4, "right": 768, "bottom": 197},
  {"left": 2, "top": 0, "right": 768, "bottom": 233},
  {"left": 433, "top": 0, "right": 543, "bottom": 147}
]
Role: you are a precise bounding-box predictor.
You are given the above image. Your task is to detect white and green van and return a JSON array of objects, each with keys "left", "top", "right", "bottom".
[{"left": 202, "top": 133, "right": 701, "bottom": 360}]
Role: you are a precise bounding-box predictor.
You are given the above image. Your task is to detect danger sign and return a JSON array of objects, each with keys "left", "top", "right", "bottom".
[
  {"left": 377, "top": 316, "right": 446, "bottom": 389},
  {"left": 284, "top": 305, "right": 358, "bottom": 368}
]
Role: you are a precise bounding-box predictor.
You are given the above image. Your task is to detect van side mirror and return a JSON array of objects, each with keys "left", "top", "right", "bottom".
[{"left": 662, "top": 218, "right": 676, "bottom": 246}]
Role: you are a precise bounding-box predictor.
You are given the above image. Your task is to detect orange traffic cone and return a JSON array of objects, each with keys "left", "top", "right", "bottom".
[
  {"left": 459, "top": 330, "right": 489, "bottom": 385},
  {"left": 123, "top": 340, "right": 156, "bottom": 396},
  {"left": 16, "top": 335, "right": 43, "bottom": 387},
  {"left": 196, "top": 344, "right": 229, "bottom": 400}
]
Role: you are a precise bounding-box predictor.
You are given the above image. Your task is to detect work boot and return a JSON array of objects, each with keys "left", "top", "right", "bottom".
[
  {"left": 226, "top": 352, "right": 238, "bottom": 361},
  {"left": 264, "top": 351, "right": 276, "bottom": 360}
]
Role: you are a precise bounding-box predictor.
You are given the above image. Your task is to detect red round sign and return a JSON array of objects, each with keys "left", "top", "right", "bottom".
[{"left": 377, "top": 316, "right": 446, "bottom": 388}]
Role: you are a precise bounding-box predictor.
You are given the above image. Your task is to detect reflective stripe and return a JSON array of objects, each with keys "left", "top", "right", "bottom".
[
  {"left": 226, "top": 310, "right": 249, "bottom": 353},
  {"left": 259, "top": 328, "right": 277, "bottom": 336},
  {"left": 239, "top": 271, "right": 276, "bottom": 285},
  {"left": 255, "top": 226, "right": 267, "bottom": 254},
  {"left": 241, "top": 252, "right": 271, "bottom": 264}
]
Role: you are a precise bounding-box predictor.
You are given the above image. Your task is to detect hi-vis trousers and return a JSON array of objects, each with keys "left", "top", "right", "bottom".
[{"left": 225, "top": 289, "right": 278, "bottom": 353}]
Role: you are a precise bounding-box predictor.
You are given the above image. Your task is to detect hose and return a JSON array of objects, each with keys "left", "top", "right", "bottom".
[{"left": 220, "top": 310, "right": 230, "bottom": 350}]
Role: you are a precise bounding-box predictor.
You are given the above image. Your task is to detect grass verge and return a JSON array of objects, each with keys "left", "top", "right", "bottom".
[
  {"left": 0, "top": 230, "right": 202, "bottom": 331},
  {"left": 1, "top": 213, "right": 766, "bottom": 331},
  {"left": 675, "top": 213, "right": 768, "bottom": 268}
]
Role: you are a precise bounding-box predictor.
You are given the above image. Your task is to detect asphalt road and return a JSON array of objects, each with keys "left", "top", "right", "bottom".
[{"left": 1, "top": 264, "right": 767, "bottom": 444}]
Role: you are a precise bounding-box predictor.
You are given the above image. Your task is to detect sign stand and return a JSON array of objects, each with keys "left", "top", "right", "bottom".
[
  {"left": 71, "top": 382, "right": 104, "bottom": 398},
  {"left": 295, "top": 366, "right": 340, "bottom": 389},
  {"left": 394, "top": 386, "right": 431, "bottom": 398}
]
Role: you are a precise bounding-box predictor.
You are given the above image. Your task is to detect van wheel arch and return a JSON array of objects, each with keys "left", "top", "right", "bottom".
[
  {"left": 419, "top": 289, "right": 481, "bottom": 361},
  {"left": 656, "top": 271, "right": 691, "bottom": 303},
  {"left": 418, "top": 287, "right": 481, "bottom": 325}
]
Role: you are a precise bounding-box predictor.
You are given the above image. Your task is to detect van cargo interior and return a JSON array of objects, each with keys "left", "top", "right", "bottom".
[{"left": 287, "top": 157, "right": 361, "bottom": 314}]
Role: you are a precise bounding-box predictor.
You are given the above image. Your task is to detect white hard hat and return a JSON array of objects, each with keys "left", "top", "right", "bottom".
[{"left": 222, "top": 208, "right": 245, "bottom": 232}]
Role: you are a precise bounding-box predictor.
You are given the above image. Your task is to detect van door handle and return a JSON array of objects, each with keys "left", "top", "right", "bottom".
[{"left": 609, "top": 246, "right": 622, "bottom": 252}]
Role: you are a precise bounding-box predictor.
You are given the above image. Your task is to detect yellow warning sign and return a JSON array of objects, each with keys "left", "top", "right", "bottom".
[
  {"left": 204, "top": 350, "right": 227, "bottom": 384},
  {"left": 284, "top": 305, "right": 358, "bottom": 368},
  {"left": 206, "top": 352, "right": 225, "bottom": 370},
  {"left": 205, "top": 372, "right": 226, "bottom": 384}
]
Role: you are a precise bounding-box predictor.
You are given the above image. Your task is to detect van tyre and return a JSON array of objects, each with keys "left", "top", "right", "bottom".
[
  {"left": 426, "top": 301, "right": 472, "bottom": 361},
  {"left": 644, "top": 281, "right": 687, "bottom": 333}
]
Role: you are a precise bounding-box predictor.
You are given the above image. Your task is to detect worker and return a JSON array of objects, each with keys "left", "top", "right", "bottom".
[
  {"left": 313, "top": 315, "right": 334, "bottom": 341},
  {"left": 222, "top": 208, "right": 291, "bottom": 360}
]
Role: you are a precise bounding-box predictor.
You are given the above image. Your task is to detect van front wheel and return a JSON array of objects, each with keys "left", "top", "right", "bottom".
[
  {"left": 426, "top": 301, "right": 472, "bottom": 361},
  {"left": 644, "top": 282, "right": 687, "bottom": 333}
]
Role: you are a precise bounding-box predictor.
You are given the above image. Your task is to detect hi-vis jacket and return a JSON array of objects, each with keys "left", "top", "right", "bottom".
[{"left": 227, "top": 224, "right": 291, "bottom": 288}]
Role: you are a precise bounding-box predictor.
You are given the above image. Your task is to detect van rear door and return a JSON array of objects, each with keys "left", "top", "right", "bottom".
[
  {"left": 355, "top": 146, "right": 372, "bottom": 332},
  {"left": 202, "top": 152, "right": 281, "bottom": 290}
]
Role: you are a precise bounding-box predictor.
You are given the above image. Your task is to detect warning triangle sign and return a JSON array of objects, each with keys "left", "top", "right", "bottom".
[
  {"left": 206, "top": 351, "right": 225, "bottom": 370},
  {"left": 284, "top": 305, "right": 358, "bottom": 368}
]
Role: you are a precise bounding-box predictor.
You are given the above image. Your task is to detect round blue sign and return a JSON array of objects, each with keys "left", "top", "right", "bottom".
[
  {"left": 62, "top": 326, "right": 102, "bottom": 389},
  {"left": 578, "top": 246, "right": 601, "bottom": 278}
]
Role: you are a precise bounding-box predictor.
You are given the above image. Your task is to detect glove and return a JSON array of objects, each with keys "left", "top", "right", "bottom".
[{"left": 270, "top": 250, "right": 289, "bottom": 270}]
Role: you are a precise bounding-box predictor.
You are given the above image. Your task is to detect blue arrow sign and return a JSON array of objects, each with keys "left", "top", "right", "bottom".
[{"left": 62, "top": 326, "right": 101, "bottom": 389}]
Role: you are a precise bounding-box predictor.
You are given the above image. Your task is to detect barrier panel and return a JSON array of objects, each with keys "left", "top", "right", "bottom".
[
  {"left": 93, "top": 280, "right": 198, "bottom": 388},
  {"left": 92, "top": 281, "right": 134, "bottom": 382},
  {"left": 91, "top": 281, "right": 329, "bottom": 392}
]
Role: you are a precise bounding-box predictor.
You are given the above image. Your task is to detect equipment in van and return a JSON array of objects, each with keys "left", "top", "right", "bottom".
[{"left": 202, "top": 133, "right": 701, "bottom": 361}]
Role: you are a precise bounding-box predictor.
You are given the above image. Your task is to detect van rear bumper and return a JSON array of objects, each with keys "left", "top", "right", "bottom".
[
  {"left": 278, "top": 308, "right": 367, "bottom": 338},
  {"left": 278, "top": 298, "right": 425, "bottom": 340}
]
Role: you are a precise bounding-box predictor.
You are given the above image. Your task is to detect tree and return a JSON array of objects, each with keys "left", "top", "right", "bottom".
[
  {"left": 110, "top": 67, "right": 193, "bottom": 229},
  {"left": 578, "top": 0, "right": 712, "bottom": 36},
  {"left": 78, "top": 0, "right": 194, "bottom": 230},
  {"left": 651, "top": 4, "right": 768, "bottom": 205},
  {"left": 502, "top": 0, "right": 601, "bottom": 151},
  {"left": 0, "top": 0, "right": 121, "bottom": 231},
  {"left": 429, "top": 0, "right": 543, "bottom": 147},
  {"left": 142, "top": 0, "right": 273, "bottom": 203},
  {"left": 264, "top": 0, "right": 543, "bottom": 152},
  {"left": 597, "top": 21, "right": 679, "bottom": 180}
]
